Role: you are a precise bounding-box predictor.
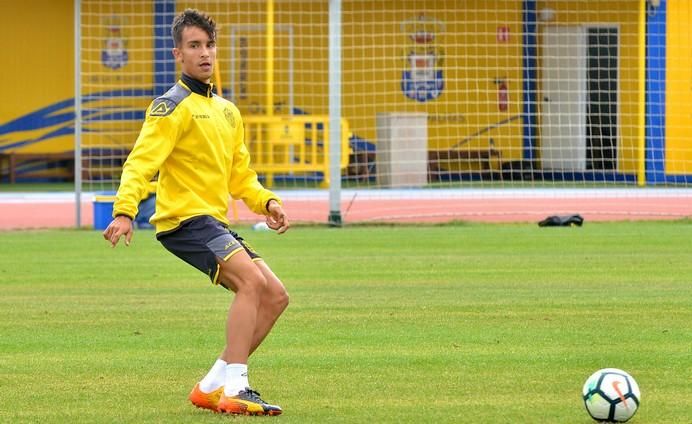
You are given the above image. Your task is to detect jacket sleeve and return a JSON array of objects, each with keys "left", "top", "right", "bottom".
[
  {"left": 228, "top": 119, "right": 281, "bottom": 215},
  {"left": 112, "top": 101, "right": 181, "bottom": 219}
]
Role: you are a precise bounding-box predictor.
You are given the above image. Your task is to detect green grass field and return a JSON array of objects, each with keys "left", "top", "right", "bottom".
[{"left": 0, "top": 222, "right": 690, "bottom": 423}]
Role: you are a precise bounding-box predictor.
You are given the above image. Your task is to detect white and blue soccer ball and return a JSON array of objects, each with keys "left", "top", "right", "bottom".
[
  {"left": 252, "top": 221, "right": 270, "bottom": 231},
  {"left": 583, "top": 368, "right": 641, "bottom": 422}
]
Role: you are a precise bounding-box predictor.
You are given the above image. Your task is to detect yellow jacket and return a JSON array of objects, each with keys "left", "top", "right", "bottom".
[{"left": 113, "top": 76, "right": 280, "bottom": 233}]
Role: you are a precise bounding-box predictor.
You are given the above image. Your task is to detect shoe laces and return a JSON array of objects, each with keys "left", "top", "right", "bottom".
[{"left": 241, "top": 387, "right": 266, "bottom": 404}]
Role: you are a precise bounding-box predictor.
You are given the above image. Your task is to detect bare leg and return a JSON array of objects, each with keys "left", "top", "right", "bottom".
[
  {"left": 249, "top": 261, "right": 289, "bottom": 355},
  {"left": 217, "top": 255, "right": 289, "bottom": 362},
  {"left": 216, "top": 252, "right": 266, "bottom": 364},
  {"left": 219, "top": 259, "right": 289, "bottom": 359}
]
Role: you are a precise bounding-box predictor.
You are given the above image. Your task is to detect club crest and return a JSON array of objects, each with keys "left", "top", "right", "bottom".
[
  {"left": 224, "top": 107, "right": 236, "bottom": 128},
  {"left": 101, "top": 16, "right": 129, "bottom": 70},
  {"left": 400, "top": 15, "right": 445, "bottom": 102}
]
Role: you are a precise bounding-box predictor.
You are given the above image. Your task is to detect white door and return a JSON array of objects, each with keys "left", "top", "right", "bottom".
[{"left": 541, "top": 26, "right": 587, "bottom": 171}]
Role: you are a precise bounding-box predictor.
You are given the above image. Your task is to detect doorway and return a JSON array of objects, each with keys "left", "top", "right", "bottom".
[
  {"left": 540, "top": 25, "right": 619, "bottom": 172},
  {"left": 586, "top": 27, "right": 618, "bottom": 170}
]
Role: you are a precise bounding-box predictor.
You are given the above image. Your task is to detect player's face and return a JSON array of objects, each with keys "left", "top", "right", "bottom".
[{"left": 173, "top": 26, "right": 216, "bottom": 83}]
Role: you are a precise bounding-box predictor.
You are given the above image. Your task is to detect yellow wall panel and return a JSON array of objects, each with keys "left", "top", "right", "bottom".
[
  {"left": 80, "top": 1, "right": 154, "bottom": 150},
  {"left": 341, "top": 0, "right": 524, "bottom": 158},
  {"left": 665, "top": 0, "right": 692, "bottom": 174},
  {"left": 1, "top": 0, "right": 73, "bottom": 153}
]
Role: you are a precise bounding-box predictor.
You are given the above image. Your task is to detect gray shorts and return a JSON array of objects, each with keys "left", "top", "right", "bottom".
[{"left": 156, "top": 215, "right": 261, "bottom": 287}]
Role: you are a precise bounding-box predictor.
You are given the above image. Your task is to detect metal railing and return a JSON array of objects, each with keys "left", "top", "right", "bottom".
[{"left": 244, "top": 115, "right": 350, "bottom": 187}]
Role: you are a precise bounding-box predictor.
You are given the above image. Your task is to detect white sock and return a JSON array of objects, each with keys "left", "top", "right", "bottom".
[
  {"left": 224, "top": 363, "right": 250, "bottom": 396},
  {"left": 198, "top": 358, "right": 227, "bottom": 393}
]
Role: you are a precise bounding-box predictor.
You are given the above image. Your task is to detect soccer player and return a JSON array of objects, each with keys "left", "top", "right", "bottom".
[{"left": 102, "top": 9, "right": 289, "bottom": 416}]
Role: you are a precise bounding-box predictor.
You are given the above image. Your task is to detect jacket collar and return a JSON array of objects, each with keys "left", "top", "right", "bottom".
[{"left": 181, "top": 73, "right": 214, "bottom": 98}]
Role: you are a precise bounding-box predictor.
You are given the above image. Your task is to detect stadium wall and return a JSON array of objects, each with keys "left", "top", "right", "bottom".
[
  {"left": 0, "top": 0, "right": 689, "bottom": 182},
  {"left": 0, "top": 0, "right": 74, "bottom": 155}
]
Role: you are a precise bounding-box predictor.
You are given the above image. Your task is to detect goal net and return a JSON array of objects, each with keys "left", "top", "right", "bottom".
[{"left": 77, "top": 0, "right": 691, "bottom": 224}]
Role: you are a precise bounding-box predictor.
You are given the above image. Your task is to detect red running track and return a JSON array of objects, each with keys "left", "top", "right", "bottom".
[{"left": 0, "top": 191, "right": 689, "bottom": 230}]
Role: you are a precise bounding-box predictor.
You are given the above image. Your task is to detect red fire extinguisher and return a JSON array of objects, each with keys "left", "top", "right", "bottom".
[{"left": 498, "top": 80, "right": 509, "bottom": 112}]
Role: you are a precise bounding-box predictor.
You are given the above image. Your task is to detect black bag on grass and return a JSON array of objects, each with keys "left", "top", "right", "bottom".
[{"left": 538, "top": 214, "right": 584, "bottom": 227}]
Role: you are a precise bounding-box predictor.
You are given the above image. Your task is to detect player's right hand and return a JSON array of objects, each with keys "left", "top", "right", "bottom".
[
  {"left": 102, "top": 215, "right": 134, "bottom": 247},
  {"left": 266, "top": 200, "right": 290, "bottom": 234}
]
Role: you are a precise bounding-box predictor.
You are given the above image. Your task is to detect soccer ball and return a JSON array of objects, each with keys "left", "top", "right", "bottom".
[
  {"left": 583, "top": 368, "right": 641, "bottom": 422},
  {"left": 252, "top": 221, "right": 270, "bottom": 231}
]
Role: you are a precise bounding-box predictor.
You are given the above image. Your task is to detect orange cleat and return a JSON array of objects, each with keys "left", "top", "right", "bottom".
[
  {"left": 188, "top": 383, "right": 224, "bottom": 412},
  {"left": 217, "top": 387, "right": 283, "bottom": 416}
]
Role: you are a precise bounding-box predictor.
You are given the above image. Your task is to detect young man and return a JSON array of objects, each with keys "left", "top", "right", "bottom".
[{"left": 103, "top": 9, "right": 289, "bottom": 416}]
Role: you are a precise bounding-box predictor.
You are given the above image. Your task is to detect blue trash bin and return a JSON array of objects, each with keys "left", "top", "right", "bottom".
[{"left": 93, "top": 192, "right": 116, "bottom": 230}]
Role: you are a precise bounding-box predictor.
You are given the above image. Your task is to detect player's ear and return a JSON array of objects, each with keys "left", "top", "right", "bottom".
[{"left": 172, "top": 47, "right": 181, "bottom": 62}]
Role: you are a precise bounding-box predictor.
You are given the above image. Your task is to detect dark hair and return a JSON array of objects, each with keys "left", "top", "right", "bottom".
[{"left": 171, "top": 9, "right": 216, "bottom": 47}]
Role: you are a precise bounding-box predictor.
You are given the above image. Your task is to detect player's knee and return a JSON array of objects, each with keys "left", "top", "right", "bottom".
[
  {"left": 219, "top": 267, "right": 266, "bottom": 296},
  {"left": 239, "top": 271, "right": 268, "bottom": 297},
  {"left": 274, "top": 287, "right": 289, "bottom": 312}
]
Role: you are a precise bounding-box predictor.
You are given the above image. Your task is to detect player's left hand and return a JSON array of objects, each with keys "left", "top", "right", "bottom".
[{"left": 266, "top": 200, "right": 290, "bottom": 234}]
